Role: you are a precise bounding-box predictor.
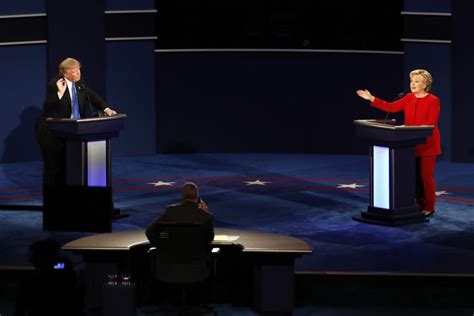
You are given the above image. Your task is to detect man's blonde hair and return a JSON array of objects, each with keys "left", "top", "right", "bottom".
[
  {"left": 58, "top": 57, "right": 81, "bottom": 75},
  {"left": 409, "top": 69, "right": 433, "bottom": 92}
]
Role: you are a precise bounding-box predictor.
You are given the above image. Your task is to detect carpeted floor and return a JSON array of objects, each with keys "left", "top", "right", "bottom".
[{"left": 1, "top": 153, "right": 473, "bottom": 273}]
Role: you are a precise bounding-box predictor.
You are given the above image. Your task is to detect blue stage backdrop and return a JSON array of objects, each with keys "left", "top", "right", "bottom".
[
  {"left": 0, "top": 1, "right": 45, "bottom": 14},
  {"left": 104, "top": 0, "right": 157, "bottom": 156},
  {"left": 47, "top": 0, "right": 105, "bottom": 97},
  {"left": 0, "top": 45, "right": 46, "bottom": 163},
  {"left": 106, "top": 41, "right": 156, "bottom": 156},
  {"left": 105, "top": 0, "right": 154, "bottom": 10}
]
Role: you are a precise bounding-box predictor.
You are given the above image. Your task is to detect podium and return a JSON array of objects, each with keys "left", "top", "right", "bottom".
[
  {"left": 43, "top": 114, "right": 126, "bottom": 232},
  {"left": 353, "top": 119, "right": 434, "bottom": 226}
]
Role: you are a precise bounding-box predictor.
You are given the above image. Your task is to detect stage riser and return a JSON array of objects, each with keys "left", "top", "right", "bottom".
[{"left": 295, "top": 273, "right": 474, "bottom": 308}]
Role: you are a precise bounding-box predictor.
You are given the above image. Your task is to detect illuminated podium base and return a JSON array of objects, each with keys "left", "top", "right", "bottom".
[
  {"left": 353, "top": 119, "right": 434, "bottom": 227},
  {"left": 353, "top": 205, "right": 427, "bottom": 226}
]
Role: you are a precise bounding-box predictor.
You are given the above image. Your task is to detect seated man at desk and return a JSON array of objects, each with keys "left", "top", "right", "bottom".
[
  {"left": 145, "top": 182, "right": 214, "bottom": 245},
  {"left": 145, "top": 182, "right": 215, "bottom": 307}
]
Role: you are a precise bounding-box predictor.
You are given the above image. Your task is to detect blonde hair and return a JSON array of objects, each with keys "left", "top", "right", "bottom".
[
  {"left": 58, "top": 57, "right": 81, "bottom": 75},
  {"left": 409, "top": 69, "right": 433, "bottom": 92}
]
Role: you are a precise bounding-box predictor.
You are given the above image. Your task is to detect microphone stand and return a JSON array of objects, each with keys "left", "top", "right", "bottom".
[
  {"left": 384, "top": 92, "right": 406, "bottom": 123},
  {"left": 82, "top": 84, "right": 98, "bottom": 118}
]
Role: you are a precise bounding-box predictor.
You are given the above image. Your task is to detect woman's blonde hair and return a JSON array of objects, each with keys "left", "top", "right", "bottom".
[
  {"left": 409, "top": 69, "right": 433, "bottom": 92},
  {"left": 58, "top": 57, "right": 81, "bottom": 75}
]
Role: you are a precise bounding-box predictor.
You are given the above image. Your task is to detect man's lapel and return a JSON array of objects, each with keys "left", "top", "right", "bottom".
[{"left": 63, "top": 86, "right": 72, "bottom": 118}]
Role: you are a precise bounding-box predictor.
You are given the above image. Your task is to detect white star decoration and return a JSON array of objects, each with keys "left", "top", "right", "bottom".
[
  {"left": 243, "top": 179, "right": 271, "bottom": 185},
  {"left": 148, "top": 181, "right": 176, "bottom": 187},
  {"left": 435, "top": 190, "right": 451, "bottom": 196},
  {"left": 337, "top": 183, "right": 365, "bottom": 189}
]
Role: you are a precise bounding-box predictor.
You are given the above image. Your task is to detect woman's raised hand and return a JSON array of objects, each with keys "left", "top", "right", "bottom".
[{"left": 356, "top": 89, "right": 375, "bottom": 102}]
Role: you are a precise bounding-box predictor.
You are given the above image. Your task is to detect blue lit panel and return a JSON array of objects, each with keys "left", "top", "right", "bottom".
[
  {"left": 87, "top": 141, "right": 107, "bottom": 187},
  {"left": 373, "top": 146, "right": 390, "bottom": 209}
]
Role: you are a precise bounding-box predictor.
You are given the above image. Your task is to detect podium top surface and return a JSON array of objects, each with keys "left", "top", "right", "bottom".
[
  {"left": 46, "top": 113, "right": 127, "bottom": 123},
  {"left": 354, "top": 119, "right": 433, "bottom": 131},
  {"left": 354, "top": 119, "right": 434, "bottom": 145},
  {"left": 46, "top": 114, "right": 127, "bottom": 140}
]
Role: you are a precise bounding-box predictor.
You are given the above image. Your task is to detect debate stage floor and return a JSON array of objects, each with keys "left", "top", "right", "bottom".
[{"left": 1, "top": 153, "right": 474, "bottom": 274}]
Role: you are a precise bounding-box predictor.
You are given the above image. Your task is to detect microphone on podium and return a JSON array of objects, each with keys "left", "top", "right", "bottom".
[
  {"left": 393, "top": 92, "right": 407, "bottom": 101},
  {"left": 77, "top": 83, "right": 98, "bottom": 117},
  {"left": 384, "top": 92, "right": 406, "bottom": 122}
]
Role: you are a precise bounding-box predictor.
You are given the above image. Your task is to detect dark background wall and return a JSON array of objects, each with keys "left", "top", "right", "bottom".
[
  {"left": 0, "top": 0, "right": 472, "bottom": 162},
  {"left": 155, "top": 0, "right": 402, "bottom": 51},
  {"left": 451, "top": 1, "right": 474, "bottom": 162},
  {"left": 155, "top": 51, "right": 403, "bottom": 154},
  {"left": 154, "top": 0, "right": 405, "bottom": 155}
]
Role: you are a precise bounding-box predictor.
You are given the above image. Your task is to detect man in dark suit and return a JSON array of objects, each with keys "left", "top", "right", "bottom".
[
  {"left": 146, "top": 182, "right": 214, "bottom": 245},
  {"left": 36, "top": 57, "right": 117, "bottom": 187},
  {"left": 145, "top": 182, "right": 215, "bottom": 308}
]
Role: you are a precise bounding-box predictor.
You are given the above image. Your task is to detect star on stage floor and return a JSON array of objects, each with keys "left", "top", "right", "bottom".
[
  {"left": 148, "top": 181, "right": 176, "bottom": 186},
  {"left": 243, "top": 179, "right": 271, "bottom": 185},
  {"left": 337, "top": 183, "right": 365, "bottom": 189}
]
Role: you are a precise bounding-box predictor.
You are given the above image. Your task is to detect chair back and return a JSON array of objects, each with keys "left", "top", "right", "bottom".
[{"left": 152, "top": 222, "right": 211, "bottom": 283}]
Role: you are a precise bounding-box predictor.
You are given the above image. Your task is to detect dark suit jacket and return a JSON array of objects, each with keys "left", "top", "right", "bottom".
[
  {"left": 145, "top": 200, "right": 215, "bottom": 246},
  {"left": 41, "top": 75, "right": 108, "bottom": 120}
]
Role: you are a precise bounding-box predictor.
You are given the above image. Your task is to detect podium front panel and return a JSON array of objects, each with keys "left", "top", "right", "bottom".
[
  {"left": 87, "top": 141, "right": 107, "bottom": 187},
  {"left": 66, "top": 141, "right": 86, "bottom": 186},
  {"left": 372, "top": 146, "right": 390, "bottom": 209}
]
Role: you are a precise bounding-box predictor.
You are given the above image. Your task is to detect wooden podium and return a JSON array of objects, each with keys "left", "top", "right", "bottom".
[
  {"left": 353, "top": 119, "right": 434, "bottom": 226},
  {"left": 43, "top": 114, "right": 126, "bottom": 232}
]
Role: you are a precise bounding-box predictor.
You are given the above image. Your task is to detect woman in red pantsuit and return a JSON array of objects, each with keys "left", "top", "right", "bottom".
[{"left": 356, "top": 69, "right": 441, "bottom": 217}]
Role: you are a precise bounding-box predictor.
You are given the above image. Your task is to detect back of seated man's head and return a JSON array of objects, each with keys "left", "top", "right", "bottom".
[{"left": 181, "top": 182, "right": 198, "bottom": 202}]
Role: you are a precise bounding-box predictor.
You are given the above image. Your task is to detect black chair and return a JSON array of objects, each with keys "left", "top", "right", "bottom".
[{"left": 148, "top": 222, "right": 218, "bottom": 315}]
